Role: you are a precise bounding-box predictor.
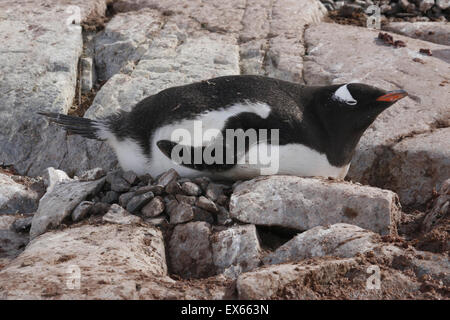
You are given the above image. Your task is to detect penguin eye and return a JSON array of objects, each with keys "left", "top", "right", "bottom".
[{"left": 346, "top": 100, "right": 357, "bottom": 106}]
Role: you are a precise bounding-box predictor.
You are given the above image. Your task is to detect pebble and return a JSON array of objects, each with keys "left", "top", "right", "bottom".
[
  {"left": 196, "top": 196, "right": 219, "bottom": 213},
  {"left": 126, "top": 192, "right": 154, "bottom": 213},
  {"left": 72, "top": 201, "right": 94, "bottom": 222},
  {"left": 170, "top": 202, "right": 194, "bottom": 224},
  {"left": 181, "top": 182, "right": 202, "bottom": 196},
  {"left": 156, "top": 168, "right": 179, "bottom": 187},
  {"left": 141, "top": 196, "right": 165, "bottom": 217},
  {"left": 12, "top": 216, "right": 33, "bottom": 233}
]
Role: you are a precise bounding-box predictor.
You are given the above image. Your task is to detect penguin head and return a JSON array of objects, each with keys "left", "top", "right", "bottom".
[{"left": 315, "top": 83, "right": 408, "bottom": 132}]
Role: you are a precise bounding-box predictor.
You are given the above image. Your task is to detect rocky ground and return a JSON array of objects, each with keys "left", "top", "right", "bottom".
[{"left": 0, "top": 0, "right": 448, "bottom": 299}]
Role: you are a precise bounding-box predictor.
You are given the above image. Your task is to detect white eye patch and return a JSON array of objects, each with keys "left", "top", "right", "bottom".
[{"left": 332, "top": 84, "right": 357, "bottom": 105}]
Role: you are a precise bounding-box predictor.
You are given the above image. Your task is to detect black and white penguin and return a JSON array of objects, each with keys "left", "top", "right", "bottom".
[{"left": 40, "top": 75, "right": 407, "bottom": 180}]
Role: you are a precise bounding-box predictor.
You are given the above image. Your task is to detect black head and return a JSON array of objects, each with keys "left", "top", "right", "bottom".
[
  {"left": 312, "top": 83, "right": 408, "bottom": 134},
  {"left": 305, "top": 83, "right": 407, "bottom": 166}
]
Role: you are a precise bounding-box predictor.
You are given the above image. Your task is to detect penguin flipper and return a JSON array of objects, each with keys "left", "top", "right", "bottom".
[
  {"left": 38, "top": 112, "right": 105, "bottom": 141},
  {"left": 156, "top": 140, "right": 235, "bottom": 172}
]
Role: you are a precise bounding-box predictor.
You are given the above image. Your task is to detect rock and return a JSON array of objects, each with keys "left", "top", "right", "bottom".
[
  {"left": 422, "top": 179, "right": 449, "bottom": 233},
  {"left": 0, "top": 0, "right": 109, "bottom": 177},
  {"left": 126, "top": 192, "right": 154, "bottom": 213},
  {"left": 339, "top": 4, "right": 363, "bottom": 17},
  {"left": 0, "top": 229, "right": 29, "bottom": 266},
  {"left": 71, "top": 201, "right": 94, "bottom": 222},
  {"left": 217, "top": 206, "right": 233, "bottom": 226},
  {"left": 80, "top": 57, "right": 95, "bottom": 93},
  {"left": 145, "top": 216, "right": 167, "bottom": 226},
  {"left": 383, "top": 128, "right": 450, "bottom": 206},
  {"left": 236, "top": 258, "right": 357, "bottom": 299},
  {"left": 195, "top": 196, "right": 219, "bottom": 213},
  {"left": 101, "top": 191, "right": 119, "bottom": 204},
  {"left": 436, "top": 0, "right": 450, "bottom": 9},
  {"left": 89, "top": 202, "right": 111, "bottom": 216},
  {"left": 383, "top": 22, "right": 450, "bottom": 46},
  {"left": 156, "top": 169, "right": 179, "bottom": 188},
  {"left": 169, "top": 202, "right": 194, "bottom": 224},
  {"left": 135, "top": 185, "right": 164, "bottom": 196},
  {"left": 165, "top": 181, "right": 182, "bottom": 194},
  {"left": 263, "top": 224, "right": 380, "bottom": 265},
  {"left": 0, "top": 173, "right": 39, "bottom": 214},
  {"left": 304, "top": 23, "right": 450, "bottom": 207},
  {"left": 106, "top": 172, "right": 131, "bottom": 193},
  {"left": 11, "top": 216, "right": 33, "bottom": 233},
  {"left": 42, "top": 167, "right": 71, "bottom": 193},
  {"left": 211, "top": 224, "right": 261, "bottom": 278},
  {"left": 118, "top": 191, "right": 135, "bottom": 207},
  {"left": 418, "top": 0, "right": 435, "bottom": 12},
  {"left": 103, "top": 204, "right": 141, "bottom": 225},
  {"left": 175, "top": 194, "right": 197, "bottom": 205},
  {"left": 78, "top": 168, "right": 106, "bottom": 181},
  {"left": 30, "top": 177, "right": 105, "bottom": 239},
  {"left": 141, "top": 196, "right": 165, "bottom": 218},
  {"left": 230, "top": 176, "right": 401, "bottom": 235},
  {"left": 94, "top": 9, "right": 164, "bottom": 81},
  {"left": 138, "top": 173, "right": 153, "bottom": 185},
  {"left": 0, "top": 223, "right": 171, "bottom": 299},
  {"left": 181, "top": 182, "right": 202, "bottom": 196},
  {"left": 121, "top": 170, "right": 138, "bottom": 185},
  {"left": 192, "top": 206, "right": 215, "bottom": 224},
  {"left": 205, "top": 183, "right": 228, "bottom": 202},
  {"left": 169, "top": 222, "right": 214, "bottom": 279}
]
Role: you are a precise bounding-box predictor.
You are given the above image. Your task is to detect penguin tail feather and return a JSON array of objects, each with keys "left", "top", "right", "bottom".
[{"left": 38, "top": 112, "right": 106, "bottom": 141}]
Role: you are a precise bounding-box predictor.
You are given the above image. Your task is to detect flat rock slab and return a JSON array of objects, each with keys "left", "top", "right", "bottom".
[
  {"left": 383, "top": 22, "right": 450, "bottom": 46},
  {"left": 236, "top": 258, "right": 357, "bottom": 299},
  {"left": 30, "top": 178, "right": 105, "bottom": 239},
  {"left": 211, "top": 224, "right": 261, "bottom": 278},
  {"left": 0, "top": 223, "right": 171, "bottom": 299},
  {"left": 304, "top": 23, "right": 450, "bottom": 207},
  {"left": 0, "top": 173, "right": 39, "bottom": 214},
  {"left": 263, "top": 223, "right": 380, "bottom": 265},
  {"left": 230, "top": 176, "right": 401, "bottom": 235}
]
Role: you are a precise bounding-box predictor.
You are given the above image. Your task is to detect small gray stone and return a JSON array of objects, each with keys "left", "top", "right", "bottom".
[
  {"left": 90, "top": 202, "right": 111, "bottom": 216},
  {"left": 182, "top": 182, "right": 202, "bottom": 196},
  {"left": 12, "top": 216, "right": 33, "bottom": 233},
  {"left": 196, "top": 196, "right": 219, "bottom": 213},
  {"left": 135, "top": 185, "right": 164, "bottom": 196},
  {"left": 216, "top": 194, "right": 229, "bottom": 206},
  {"left": 193, "top": 206, "right": 215, "bottom": 224},
  {"left": 126, "top": 192, "right": 154, "bottom": 213},
  {"left": 145, "top": 216, "right": 167, "bottom": 226},
  {"left": 138, "top": 173, "right": 153, "bottom": 185},
  {"left": 109, "top": 176, "right": 131, "bottom": 193},
  {"left": 175, "top": 194, "right": 197, "bottom": 205},
  {"left": 165, "top": 180, "right": 182, "bottom": 194},
  {"left": 170, "top": 202, "right": 194, "bottom": 224},
  {"left": 205, "top": 183, "right": 227, "bottom": 202},
  {"left": 103, "top": 204, "right": 141, "bottom": 225},
  {"left": 217, "top": 205, "right": 233, "bottom": 226},
  {"left": 118, "top": 191, "right": 135, "bottom": 207},
  {"left": 0, "top": 173, "right": 40, "bottom": 214},
  {"left": 157, "top": 169, "right": 179, "bottom": 187},
  {"left": 141, "top": 196, "right": 165, "bottom": 218},
  {"left": 78, "top": 168, "right": 106, "bottom": 181},
  {"left": 71, "top": 201, "right": 94, "bottom": 222},
  {"left": 192, "top": 177, "right": 211, "bottom": 191},
  {"left": 101, "top": 191, "right": 119, "bottom": 204},
  {"left": 122, "top": 170, "right": 138, "bottom": 185}
]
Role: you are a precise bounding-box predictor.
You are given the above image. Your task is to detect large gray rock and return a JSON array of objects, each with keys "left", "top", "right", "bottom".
[
  {"left": 0, "top": 173, "right": 40, "bottom": 214},
  {"left": 0, "top": 0, "right": 108, "bottom": 177},
  {"left": 263, "top": 223, "right": 380, "bottom": 265},
  {"left": 237, "top": 258, "right": 357, "bottom": 299},
  {"left": 230, "top": 176, "right": 401, "bottom": 235},
  {"left": 304, "top": 23, "right": 450, "bottom": 207},
  {"left": 30, "top": 178, "right": 105, "bottom": 239},
  {"left": 0, "top": 224, "right": 172, "bottom": 299},
  {"left": 168, "top": 221, "right": 215, "bottom": 279},
  {"left": 383, "top": 22, "right": 450, "bottom": 46},
  {"left": 211, "top": 224, "right": 261, "bottom": 278}
]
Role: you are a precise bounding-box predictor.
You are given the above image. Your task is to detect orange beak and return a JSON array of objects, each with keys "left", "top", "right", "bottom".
[{"left": 376, "top": 90, "right": 408, "bottom": 102}]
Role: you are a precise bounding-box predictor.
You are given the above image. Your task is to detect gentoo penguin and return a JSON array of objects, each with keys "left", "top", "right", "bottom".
[{"left": 39, "top": 75, "right": 407, "bottom": 180}]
